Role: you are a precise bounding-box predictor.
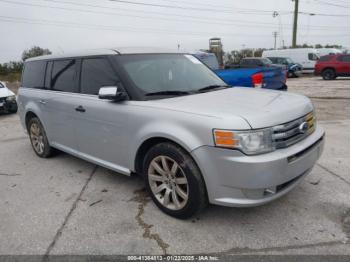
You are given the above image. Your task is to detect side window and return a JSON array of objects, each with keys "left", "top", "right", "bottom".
[
  {"left": 340, "top": 55, "right": 350, "bottom": 62},
  {"left": 22, "top": 61, "right": 46, "bottom": 89},
  {"left": 308, "top": 53, "right": 319, "bottom": 61},
  {"left": 51, "top": 59, "right": 78, "bottom": 93},
  {"left": 80, "top": 58, "right": 119, "bottom": 95}
]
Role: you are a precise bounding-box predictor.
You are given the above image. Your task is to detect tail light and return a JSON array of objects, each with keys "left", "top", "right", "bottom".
[{"left": 252, "top": 73, "right": 263, "bottom": 88}]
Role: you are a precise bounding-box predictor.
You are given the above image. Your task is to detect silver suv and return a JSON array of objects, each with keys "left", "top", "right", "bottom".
[{"left": 17, "top": 48, "right": 325, "bottom": 219}]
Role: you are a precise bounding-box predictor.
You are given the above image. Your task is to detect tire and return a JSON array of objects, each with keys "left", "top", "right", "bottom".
[
  {"left": 143, "top": 142, "right": 207, "bottom": 219},
  {"left": 27, "top": 117, "right": 54, "bottom": 158},
  {"left": 322, "top": 69, "right": 336, "bottom": 80}
]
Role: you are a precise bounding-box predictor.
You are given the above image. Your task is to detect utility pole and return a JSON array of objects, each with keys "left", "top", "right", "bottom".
[
  {"left": 292, "top": 0, "right": 299, "bottom": 48},
  {"left": 273, "top": 32, "right": 278, "bottom": 49}
]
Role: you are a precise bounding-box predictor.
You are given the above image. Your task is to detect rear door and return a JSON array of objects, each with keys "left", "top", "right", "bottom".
[
  {"left": 44, "top": 59, "right": 79, "bottom": 152},
  {"left": 72, "top": 56, "right": 130, "bottom": 173},
  {"left": 337, "top": 55, "right": 350, "bottom": 76}
]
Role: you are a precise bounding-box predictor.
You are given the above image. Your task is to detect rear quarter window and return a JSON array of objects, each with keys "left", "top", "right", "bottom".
[{"left": 22, "top": 61, "right": 46, "bottom": 89}]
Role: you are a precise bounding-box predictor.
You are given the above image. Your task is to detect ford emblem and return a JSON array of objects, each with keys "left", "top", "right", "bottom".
[{"left": 299, "top": 122, "right": 309, "bottom": 134}]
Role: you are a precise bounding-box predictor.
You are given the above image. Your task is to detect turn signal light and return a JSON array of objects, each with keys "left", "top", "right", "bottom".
[{"left": 213, "top": 130, "right": 237, "bottom": 148}]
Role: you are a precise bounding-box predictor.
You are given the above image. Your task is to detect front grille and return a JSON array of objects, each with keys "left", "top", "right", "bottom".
[{"left": 272, "top": 112, "right": 316, "bottom": 149}]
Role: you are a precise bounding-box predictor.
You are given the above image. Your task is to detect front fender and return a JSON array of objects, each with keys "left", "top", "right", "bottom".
[{"left": 128, "top": 120, "right": 207, "bottom": 171}]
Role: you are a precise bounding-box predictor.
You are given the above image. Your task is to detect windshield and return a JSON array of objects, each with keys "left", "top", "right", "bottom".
[{"left": 117, "top": 54, "right": 226, "bottom": 95}]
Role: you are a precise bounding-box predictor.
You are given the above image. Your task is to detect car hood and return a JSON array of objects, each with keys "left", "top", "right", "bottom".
[
  {"left": 144, "top": 88, "right": 313, "bottom": 129},
  {"left": 0, "top": 87, "right": 15, "bottom": 98}
]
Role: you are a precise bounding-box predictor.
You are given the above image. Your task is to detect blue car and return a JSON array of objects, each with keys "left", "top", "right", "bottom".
[
  {"left": 267, "top": 57, "right": 303, "bottom": 78},
  {"left": 192, "top": 52, "right": 288, "bottom": 91}
]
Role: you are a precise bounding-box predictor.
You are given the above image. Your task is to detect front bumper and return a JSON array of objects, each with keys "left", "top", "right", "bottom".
[
  {"left": 191, "top": 125, "right": 325, "bottom": 207},
  {"left": 0, "top": 99, "right": 18, "bottom": 113}
]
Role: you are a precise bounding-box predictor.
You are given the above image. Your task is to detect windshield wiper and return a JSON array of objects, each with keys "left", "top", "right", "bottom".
[
  {"left": 197, "top": 85, "right": 230, "bottom": 93},
  {"left": 145, "top": 90, "right": 191, "bottom": 97}
]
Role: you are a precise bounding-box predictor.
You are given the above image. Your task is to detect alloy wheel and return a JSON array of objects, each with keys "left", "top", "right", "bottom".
[
  {"left": 30, "top": 122, "right": 45, "bottom": 154},
  {"left": 148, "top": 156, "right": 189, "bottom": 210}
]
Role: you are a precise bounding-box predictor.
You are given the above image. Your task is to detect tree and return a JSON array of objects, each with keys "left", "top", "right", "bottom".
[{"left": 22, "top": 46, "right": 52, "bottom": 61}]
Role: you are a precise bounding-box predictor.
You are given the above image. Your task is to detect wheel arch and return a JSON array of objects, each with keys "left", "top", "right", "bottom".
[
  {"left": 134, "top": 136, "right": 191, "bottom": 175},
  {"left": 25, "top": 111, "right": 39, "bottom": 129},
  {"left": 321, "top": 67, "right": 336, "bottom": 74}
]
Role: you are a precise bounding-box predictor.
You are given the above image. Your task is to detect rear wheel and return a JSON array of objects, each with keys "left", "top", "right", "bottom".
[
  {"left": 322, "top": 69, "right": 336, "bottom": 80},
  {"left": 27, "top": 117, "right": 54, "bottom": 158},
  {"left": 143, "top": 142, "right": 207, "bottom": 219}
]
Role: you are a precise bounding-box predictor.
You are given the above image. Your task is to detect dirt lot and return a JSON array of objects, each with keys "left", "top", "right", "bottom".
[{"left": 0, "top": 76, "right": 349, "bottom": 258}]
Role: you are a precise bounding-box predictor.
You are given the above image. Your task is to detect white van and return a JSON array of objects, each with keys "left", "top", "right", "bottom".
[{"left": 262, "top": 48, "right": 320, "bottom": 73}]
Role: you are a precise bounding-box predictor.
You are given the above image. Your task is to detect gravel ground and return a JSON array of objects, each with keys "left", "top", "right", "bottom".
[{"left": 0, "top": 76, "right": 349, "bottom": 258}]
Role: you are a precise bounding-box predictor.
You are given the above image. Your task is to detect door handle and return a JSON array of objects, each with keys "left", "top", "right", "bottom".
[
  {"left": 75, "top": 105, "right": 86, "bottom": 113},
  {"left": 39, "top": 100, "right": 47, "bottom": 105}
]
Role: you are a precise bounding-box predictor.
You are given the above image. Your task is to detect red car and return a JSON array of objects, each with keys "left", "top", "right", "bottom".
[{"left": 315, "top": 54, "right": 350, "bottom": 80}]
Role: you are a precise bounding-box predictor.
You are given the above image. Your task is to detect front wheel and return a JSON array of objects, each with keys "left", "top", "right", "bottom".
[{"left": 143, "top": 142, "right": 207, "bottom": 219}]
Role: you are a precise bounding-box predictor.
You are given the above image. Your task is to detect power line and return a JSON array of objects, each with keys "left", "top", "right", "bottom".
[
  {"left": 0, "top": 15, "right": 279, "bottom": 37},
  {"left": 108, "top": 0, "right": 290, "bottom": 15},
  {"left": 0, "top": 14, "right": 349, "bottom": 38},
  {"left": 314, "top": 0, "right": 350, "bottom": 8},
  {"left": 107, "top": 0, "right": 350, "bottom": 17},
  {"left": 1, "top": 0, "right": 349, "bottom": 31}
]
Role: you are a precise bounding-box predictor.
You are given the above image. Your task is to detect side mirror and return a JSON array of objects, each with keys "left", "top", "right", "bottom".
[{"left": 98, "top": 86, "right": 128, "bottom": 102}]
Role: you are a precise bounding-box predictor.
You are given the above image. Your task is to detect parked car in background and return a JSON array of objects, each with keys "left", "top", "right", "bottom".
[
  {"left": 232, "top": 57, "right": 280, "bottom": 68},
  {"left": 0, "top": 81, "right": 18, "bottom": 114},
  {"left": 316, "top": 48, "right": 342, "bottom": 57},
  {"left": 191, "top": 51, "right": 220, "bottom": 70},
  {"left": 262, "top": 48, "right": 320, "bottom": 73},
  {"left": 193, "top": 53, "right": 287, "bottom": 91},
  {"left": 267, "top": 57, "right": 303, "bottom": 78},
  {"left": 315, "top": 54, "right": 350, "bottom": 80},
  {"left": 18, "top": 48, "right": 324, "bottom": 219}
]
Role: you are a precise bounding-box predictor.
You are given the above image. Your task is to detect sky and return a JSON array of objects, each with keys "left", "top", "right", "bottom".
[{"left": 0, "top": 0, "right": 349, "bottom": 63}]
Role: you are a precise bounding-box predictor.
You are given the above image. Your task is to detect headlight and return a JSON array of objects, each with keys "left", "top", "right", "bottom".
[
  {"left": 213, "top": 129, "right": 274, "bottom": 155},
  {"left": 6, "top": 95, "right": 16, "bottom": 102}
]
